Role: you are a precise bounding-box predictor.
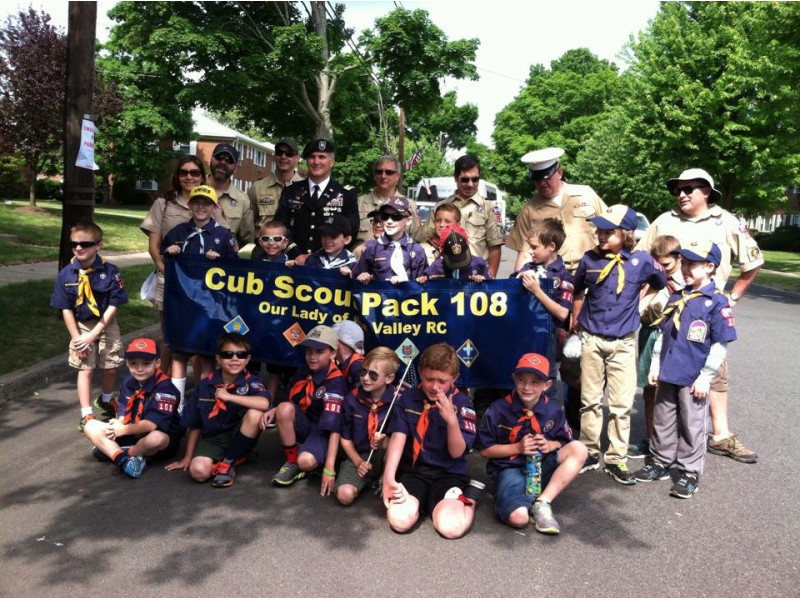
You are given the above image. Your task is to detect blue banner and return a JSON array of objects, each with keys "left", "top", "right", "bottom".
[{"left": 164, "top": 256, "right": 555, "bottom": 388}]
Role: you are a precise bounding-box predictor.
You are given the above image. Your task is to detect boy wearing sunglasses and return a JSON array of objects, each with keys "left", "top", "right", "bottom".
[
  {"left": 253, "top": 219, "right": 291, "bottom": 263},
  {"left": 165, "top": 333, "right": 270, "bottom": 488},
  {"left": 50, "top": 221, "right": 129, "bottom": 432},
  {"left": 335, "top": 347, "right": 400, "bottom": 506},
  {"left": 349, "top": 196, "right": 427, "bottom": 284}
]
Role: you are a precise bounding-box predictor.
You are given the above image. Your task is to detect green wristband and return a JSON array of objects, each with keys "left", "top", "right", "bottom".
[{"left": 322, "top": 468, "right": 336, "bottom": 477}]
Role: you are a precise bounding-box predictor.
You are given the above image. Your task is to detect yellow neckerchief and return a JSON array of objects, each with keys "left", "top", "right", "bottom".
[
  {"left": 73, "top": 256, "right": 105, "bottom": 317},
  {"left": 652, "top": 290, "right": 705, "bottom": 330},
  {"left": 595, "top": 251, "right": 626, "bottom": 294}
]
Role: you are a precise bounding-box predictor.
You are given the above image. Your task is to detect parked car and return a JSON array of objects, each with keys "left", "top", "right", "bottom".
[{"left": 635, "top": 211, "right": 650, "bottom": 241}]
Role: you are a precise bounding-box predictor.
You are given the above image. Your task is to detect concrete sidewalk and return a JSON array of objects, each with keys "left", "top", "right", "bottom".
[{"left": 0, "top": 252, "right": 152, "bottom": 287}]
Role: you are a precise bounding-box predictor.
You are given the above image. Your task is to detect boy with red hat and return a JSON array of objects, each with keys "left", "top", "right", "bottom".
[{"left": 417, "top": 224, "right": 491, "bottom": 283}]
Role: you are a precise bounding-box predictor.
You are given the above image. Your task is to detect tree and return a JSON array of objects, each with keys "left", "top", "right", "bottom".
[
  {"left": 0, "top": 8, "right": 66, "bottom": 206},
  {"left": 409, "top": 91, "right": 478, "bottom": 152},
  {"left": 574, "top": 2, "right": 800, "bottom": 215}
]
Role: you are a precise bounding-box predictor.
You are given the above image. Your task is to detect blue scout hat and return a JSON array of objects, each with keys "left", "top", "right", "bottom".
[
  {"left": 589, "top": 204, "right": 637, "bottom": 231},
  {"left": 380, "top": 195, "right": 411, "bottom": 215},
  {"left": 302, "top": 138, "right": 335, "bottom": 159},
  {"left": 675, "top": 241, "right": 722, "bottom": 266},
  {"left": 513, "top": 353, "right": 551, "bottom": 381},
  {"left": 301, "top": 325, "right": 338, "bottom": 350}
]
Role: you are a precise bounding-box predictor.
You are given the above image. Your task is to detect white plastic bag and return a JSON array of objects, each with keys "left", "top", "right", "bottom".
[
  {"left": 140, "top": 270, "right": 158, "bottom": 304},
  {"left": 563, "top": 333, "right": 582, "bottom": 359}
]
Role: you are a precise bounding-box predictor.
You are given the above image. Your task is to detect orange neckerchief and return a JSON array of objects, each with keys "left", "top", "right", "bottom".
[
  {"left": 506, "top": 394, "right": 542, "bottom": 460},
  {"left": 209, "top": 382, "right": 236, "bottom": 418},
  {"left": 596, "top": 253, "right": 625, "bottom": 294},
  {"left": 289, "top": 362, "right": 342, "bottom": 413},
  {"left": 411, "top": 386, "right": 456, "bottom": 467},
  {"left": 357, "top": 391, "right": 386, "bottom": 442},
  {"left": 122, "top": 371, "right": 169, "bottom": 424}
]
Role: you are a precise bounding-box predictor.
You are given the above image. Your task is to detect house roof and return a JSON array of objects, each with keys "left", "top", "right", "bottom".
[{"left": 192, "top": 108, "right": 274, "bottom": 153}]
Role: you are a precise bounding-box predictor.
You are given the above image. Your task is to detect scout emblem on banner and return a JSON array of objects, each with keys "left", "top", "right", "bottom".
[
  {"left": 224, "top": 315, "right": 249, "bottom": 335},
  {"left": 395, "top": 338, "right": 419, "bottom": 365},
  {"left": 456, "top": 339, "right": 479, "bottom": 368},
  {"left": 283, "top": 323, "right": 305, "bottom": 346}
]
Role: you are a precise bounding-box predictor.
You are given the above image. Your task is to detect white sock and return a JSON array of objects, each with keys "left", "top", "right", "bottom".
[
  {"left": 101, "top": 392, "right": 114, "bottom": 404},
  {"left": 172, "top": 377, "right": 187, "bottom": 398},
  {"left": 81, "top": 406, "right": 93, "bottom": 417}
]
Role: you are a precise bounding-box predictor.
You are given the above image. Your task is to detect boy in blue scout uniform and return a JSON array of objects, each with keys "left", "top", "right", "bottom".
[
  {"left": 268, "top": 325, "right": 346, "bottom": 497},
  {"left": 297, "top": 214, "right": 356, "bottom": 272},
  {"left": 332, "top": 320, "right": 365, "bottom": 393},
  {"left": 418, "top": 224, "right": 491, "bottom": 282},
  {"left": 633, "top": 242, "right": 736, "bottom": 499},
  {"left": 84, "top": 338, "right": 182, "bottom": 478},
  {"left": 381, "top": 343, "right": 480, "bottom": 539},
  {"left": 334, "top": 346, "right": 400, "bottom": 506},
  {"left": 165, "top": 333, "right": 270, "bottom": 488},
  {"left": 161, "top": 185, "right": 238, "bottom": 259},
  {"left": 571, "top": 205, "right": 667, "bottom": 484},
  {"left": 348, "top": 196, "right": 428, "bottom": 283},
  {"left": 252, "top": 219, "right": 291, "bottom": 263},
  {"left": 476, "top": 353, "right": 587, "bottom": 534},
  {"left": 50, "top": 221, "right": 129, "bottom": 432}
]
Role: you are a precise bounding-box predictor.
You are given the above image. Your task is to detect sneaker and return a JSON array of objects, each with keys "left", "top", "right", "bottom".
[
  {"left": 628, "top": 438, "right": 650, "bottom": 459},
  {"left": 211, "top": 460, "right": 236, "bottom": 488},
  {"left": 77, "top": 414, "right": 95, "bottom": 433},
  {"left": 579, "top": 454, "right": 600, "bottom": 473},
  {"left": 633, "top": 461, "right": 670, "bottom": 482},
  {"left": 603, "top": 462, "right": 636, "bottom": 485},
  {"left": 670, "top": 472, "right": 699, "bottom": 499},
  {"left": 92, "top": 395, "right": 118, "bottom": 420},
  {"left": 122, "top": 455, "right": 147, "bottom": 479},
  {"left": 464, "top": 479, "right": 486, "bottom": 502},
  {"left": 530, "top": 500, "right": 560, "bottom": 535},
  {"left": 91, "top": 445, "right": 131, "bottom": 463},
  {"left": 271, "top": 461, "right": 307, "bottom": 486},
  {"left": 707, "top": 434, "right": 757, "bottom": 463}
]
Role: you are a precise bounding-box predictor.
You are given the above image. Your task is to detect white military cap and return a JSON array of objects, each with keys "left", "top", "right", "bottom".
[{"left": 520, "top": 147, "right": 565, "bottom": 180}]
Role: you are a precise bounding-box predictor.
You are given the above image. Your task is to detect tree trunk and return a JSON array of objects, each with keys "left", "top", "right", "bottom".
[{"left": 28, "top": 177, "right": 36, "bottom": 207}]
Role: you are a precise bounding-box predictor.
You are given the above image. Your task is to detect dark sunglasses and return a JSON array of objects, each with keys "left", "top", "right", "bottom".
[
  {"left": 70, "top": 240, "right": 99, "bottom": 249},
  {"left": 380, "top": 212, "right": 407, "bottom": 222},
  {"left": 275, "top": 149, "right": 296, "bottom": 158},
  {"left": 673, "top": 184, "right": 707, "bottom": 197},
  {"left": 178, "top": 168, "right": 203, "bottom": 178},
  {"left": 458, "top": 176, "right": 480, "bottom": 183},
  {"left": 259, "top": 235, "right": 287, "bottom": 243},
  {"left": 219, "top": 350, "right": 249, "bottom": 359},
  {"left": 374, "top": 169, "right": 398, "bottom": 176},
  {"left": 359, "top": 367, "right": 381, "bottom": 382},
  {"left": 214, "top": 154, "right": 236, "bottom": 165}
]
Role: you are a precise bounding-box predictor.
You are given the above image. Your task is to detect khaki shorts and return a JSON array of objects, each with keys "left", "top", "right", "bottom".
[
  {"left": 711, "top": 358, "right": 729, "bottom": 393},
  {"left": 153, "top": 271, "right": 165, "bottom": 311},
  {"left": 68, "top": 319, "right": 123, "bottom": 370}
]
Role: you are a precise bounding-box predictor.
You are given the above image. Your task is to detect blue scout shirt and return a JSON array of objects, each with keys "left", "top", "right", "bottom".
[
  {"left": 339, "top": 352, "right": 364, "bottom": 395},
  {"left": 387, "top": 385, "right": 476, "bottom": 475},
  {"left": 574, "top": 248, "right": 666, "bottom": 338},
  {"left": 304, "top": 247, "right": 356, "bottom": 270},
  {"left": 657, "top": 281, "right": 737, "bottom": 387},
  {"left": 341, "top": 384, "right": 396, "bottom": 453},
  {"left": 285, "top": 361, "right": 346, "bottom": 433},
  {"left": 50, "top": 256, "right": 129, "bottom": 322},
  {"left": 258, "top": 253, "right": 288, "bottom": 263},
  {"left": 181, "top": 370, "right": 269, "bottom": 438},
  {"left": 476, "top": 392, "right": 573, "bottom": 478},
  {"left": 350, "top": 233, "right": 428, "bottom": 281},
  {"left": 118, "top": 369, "right": 184, "bottom": 439},
  {"left": 512, "top": 256, "right": 575, "bottom": 320},
  {"left": 161, "top": 218, "right": 238, "bottom": 257},
  {"left": 423, "top": 255, "right": 492, "bottom": 281}
]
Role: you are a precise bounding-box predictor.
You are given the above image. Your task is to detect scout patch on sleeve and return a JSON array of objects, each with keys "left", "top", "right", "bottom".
[
  {"left": 460, "top": 406, "right": 477, "bottom": 433},
  {"left": 720, "top": 306, "right": 735, "bottom": 327},
  {"left": 686, "top": 320, "right": 708, "bottom": 343}
]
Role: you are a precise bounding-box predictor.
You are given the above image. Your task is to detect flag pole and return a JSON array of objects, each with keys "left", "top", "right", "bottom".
[{"left": 365, "top": 358, "right": 414, "bottom": 465}]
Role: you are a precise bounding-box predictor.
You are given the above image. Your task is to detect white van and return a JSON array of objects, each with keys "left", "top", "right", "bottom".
[{"left": 408, "top": 177, "right": 506, "bottom": 229}]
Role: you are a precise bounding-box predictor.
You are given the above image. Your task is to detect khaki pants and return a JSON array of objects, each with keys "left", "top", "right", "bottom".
[{"left": 578, "top": 331, "right": 636, "bottom": 464}]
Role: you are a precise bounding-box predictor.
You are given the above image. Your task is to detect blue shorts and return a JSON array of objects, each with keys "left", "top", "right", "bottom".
[
  {"left": 294, "top": 409, "right": 333, "bottom": 466},
  {"left": 491, "top": 452, "right": 558, "bottom": 522}
]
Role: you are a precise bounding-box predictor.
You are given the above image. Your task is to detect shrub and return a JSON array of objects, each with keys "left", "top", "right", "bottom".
[{"left": 755, "top": 226, "right": 800, "bottom": 252}]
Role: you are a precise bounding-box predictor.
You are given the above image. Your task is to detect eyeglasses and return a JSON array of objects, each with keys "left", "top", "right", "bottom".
[
  {"left": 458, "top": 176, "right": 480, "bottom": 183},
  {"left": 374, "top": 169, "right": 398, "bottom": 176},
  {"left": 214, "top": 154, "right": 236, "bottom": 165},
  {"left": 70, "top": 240, "right": 99, "bottom": 249},
  {"left": 178, "top": 168, "right": 203, "bottom": 178},
  {"left": 673, "top": 184, "right": 707, "bottom": 197},
  {"left": 259, "top": 235, "right": 287, "bottom": 243},
  {"left": 219, "top": 350, "right": 249, "bottom": 359},
  {"left": 275, "top": 149, "right": 296, "bottom": 158},
  {"left": 359, "top": 367, "right": 381, "bottom": 382},
  {"left": 380, "top": 212, "right": 407, "bottom": 222}
]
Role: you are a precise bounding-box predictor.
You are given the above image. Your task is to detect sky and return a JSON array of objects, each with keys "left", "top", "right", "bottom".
[{"left": 3, "top": 0, "right": 661, "bottom": 146}]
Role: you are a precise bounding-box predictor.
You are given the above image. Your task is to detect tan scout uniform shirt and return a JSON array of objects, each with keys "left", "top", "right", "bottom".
[
  {"left": 215, "top": 184, "right": 255, "bottom": 247},
  {"left": 248, "top": 171, "right": 303, "bottom": 227},
  {"left": 636, "top": 205, "right": 764, "bottom": 290},
  {"left": 420, "top": 193, "right": 504, "bottom": 261},
  {"left": 140, "top": 195, "right": 192, "bottom": 239},
  {"left": 507, "top": 182, "right": 607, "bottom": 274},
  {"left": 355, "top": 189, "right": 421, "bottom": 251}
]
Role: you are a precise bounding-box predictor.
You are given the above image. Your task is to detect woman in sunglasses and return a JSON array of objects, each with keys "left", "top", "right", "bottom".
[{"left": 139, "top": 155, "right": 207, "bottom": 382}]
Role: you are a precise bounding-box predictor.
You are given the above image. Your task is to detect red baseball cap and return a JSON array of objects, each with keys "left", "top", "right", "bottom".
[
  {"left": 513, "top": 353, "right": 550, "bottom": 381},
  {"left": 125, "top": 337, "right": 160, "bottom": 360}
]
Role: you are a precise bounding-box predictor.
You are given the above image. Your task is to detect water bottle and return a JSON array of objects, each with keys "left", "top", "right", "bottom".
[{"left": 525, "top": 451, "right": 542, "bottom": 497}]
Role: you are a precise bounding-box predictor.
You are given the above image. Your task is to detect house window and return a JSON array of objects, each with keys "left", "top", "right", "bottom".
[{"left": 136, "top": 179, "right": 158, "bottom": 191}]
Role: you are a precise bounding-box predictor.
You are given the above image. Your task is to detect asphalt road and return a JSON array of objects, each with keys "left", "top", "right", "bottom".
[{"left": 1, "top": 254, "right": 798, "bottom": 597}]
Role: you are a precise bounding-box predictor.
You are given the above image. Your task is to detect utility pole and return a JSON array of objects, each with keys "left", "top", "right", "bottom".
[{"left": 59, "top": 1, "right": 97, "bottom": 269}]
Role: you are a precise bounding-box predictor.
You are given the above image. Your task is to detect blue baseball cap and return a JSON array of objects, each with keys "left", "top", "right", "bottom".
[
  {"left": 589, "top": 204, "right": 638, "bottom": 231},
  {"left": 675, "top": 241, "right": 722, "bottom": 266}
]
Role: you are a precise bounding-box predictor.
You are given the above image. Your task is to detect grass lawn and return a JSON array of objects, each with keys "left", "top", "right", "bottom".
[
  {"left": 0, "top": 263, "right": 159, "bottom": 376},
  {"left": 761, "top": 250, "right": 800, "bottom": 274}
]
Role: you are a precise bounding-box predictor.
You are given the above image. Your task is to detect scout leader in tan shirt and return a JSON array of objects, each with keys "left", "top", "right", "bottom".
[
  {"left": 419, "top": 154, "right": 504, "bottom": 277},
  {"left": 507, "top": 147, "right": 607, "bottom": 274},
  {"left": 208, "top": 143, "right": 255, "bottom": 248},
  {"left": 247, "top": 138, "right": 304, "bottom": 228}
]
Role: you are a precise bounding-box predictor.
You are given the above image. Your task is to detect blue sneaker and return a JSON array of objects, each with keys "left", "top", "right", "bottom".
[
  {"left": 670, "top": 472, "right": 699, "bottom": 499},
  {"left": 633, "top": 461, "right": 670, "bottom": 482},
  {"left": 628, "top": 439, "right": 650, "bottom": 459},
  {"left": 122, "top": 455, "right": 147, "bottom": 479},
  {"left": 92, "top": 445, "right": 131, "bottom": 463}
]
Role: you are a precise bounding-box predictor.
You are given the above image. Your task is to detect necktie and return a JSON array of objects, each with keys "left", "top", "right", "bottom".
[
  {"left": 412, "top": 400, "right": 434, "bottom": 466},
  {"left": 75, "top": 266, "right": 100, "bottom": 317},
  {"left": 310, "top": 184, "right": 320, "bottom": 209},
  {"left": 183, "top": 226, "right": 206, "bottom": 254},
  {"left": 390, "top": 241, "right": 408, "bottom": 281},
  {"left": 506, "top": 394, "right": 542, "bottom": 460},
  {"left": 122, "top": 387, "right": 146, "bottom": 424},
  {"left": 652, "top": 290, "right": 704, "bottom": 330},
  {"left": 209, "top": 383, "right": 236, "bottom": 418},
  {"left": 596, "top": 253, "right": 625, "bottom": 294}
]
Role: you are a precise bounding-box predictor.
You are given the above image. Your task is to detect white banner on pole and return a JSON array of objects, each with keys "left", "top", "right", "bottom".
[{"left": 76, "top": 118, "right": 99, "bottom": 170}]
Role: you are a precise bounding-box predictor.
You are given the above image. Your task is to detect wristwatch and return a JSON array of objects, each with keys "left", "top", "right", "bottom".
[{"left": 730, "top": 292, "right": 740, "bottom": 303}]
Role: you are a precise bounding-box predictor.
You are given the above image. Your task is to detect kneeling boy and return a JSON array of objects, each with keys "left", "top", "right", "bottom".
[
  {"left": 477, "top": 353, "right": 587, "bottom": 534},
  {"left": 84, "top": 337, "right": 182, "bottom": 478}
]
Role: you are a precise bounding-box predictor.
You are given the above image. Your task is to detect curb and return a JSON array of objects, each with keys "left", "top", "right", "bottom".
[{"left": 0, "top": 323, "right": 161, "bottom": 404}]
